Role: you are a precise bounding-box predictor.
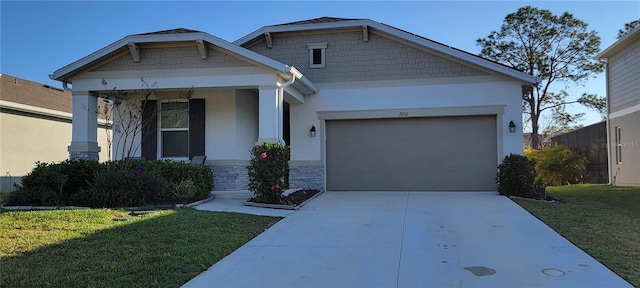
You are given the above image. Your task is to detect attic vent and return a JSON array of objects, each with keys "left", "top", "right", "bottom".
[
  {"left": 307, "top": 43, "right": 327, "bottom": 68},
  {"left": 43, "top": 84, "right": 64, "bottom": 92}
]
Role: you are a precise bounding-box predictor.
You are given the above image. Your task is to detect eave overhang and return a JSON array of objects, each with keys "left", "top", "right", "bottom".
[
  {"left": 596, "top": 25, "right": 640, "bottom": 59},
  {"left": 235, "top": 19, "right": 540, "bottom": 85}
]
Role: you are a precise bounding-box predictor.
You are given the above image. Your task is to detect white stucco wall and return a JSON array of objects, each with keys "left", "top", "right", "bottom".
[
  {"left": 202, "top": 89, "right": 237, "bottom": 160},
  {"left": 111, "top": 88, "right": 259, "bottom": 161},
  {"left": 235, "top": 89, "right": 259, "bottom": 160},
  {"left": 289, "top": 76, "right": 524, "bottom": 163}
]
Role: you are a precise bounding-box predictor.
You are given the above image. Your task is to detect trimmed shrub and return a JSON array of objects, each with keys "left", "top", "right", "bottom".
[
  {"left": 525, "top": 146, "right": 588, "bottom": 186},
  {"left": 5, "top": 159, "right": 213, "bottom": 207},
  {"left": 173, "top": 179, "right": 198, "bottom": 203},
  {"left": 247, "top": 143, "right": 289, "bottom": 204},
  {"left": 141, "top": 160, "right": 213, "bottom": 201},
  {"left": 77, "top": 165, "right": 172, "bottom": 207},
  {"left": 496, "top": 154, "right": 545, "bottom": 199},
  {"left": 7, "top": 160, "right": 102, "bottom": 206}
]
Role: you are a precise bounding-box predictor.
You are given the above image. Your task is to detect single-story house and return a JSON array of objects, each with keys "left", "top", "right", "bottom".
[
  {"left": 597, "top": 25, "right": 640, "bottom": 186},
  {"left": 0, "top": 74, "right": 111, "bottom": 191},
  {"left": 50, "top": 17, "right": 538, "bottom": 191}
]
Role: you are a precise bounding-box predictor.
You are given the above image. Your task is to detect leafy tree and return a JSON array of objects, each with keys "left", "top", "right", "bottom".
[
  {"left": 617, "top": 19, "right": 640, "bottom": 39},
  {"left": 525, "top": 146, "right": 588, "bottom": 185},
  {"left": 477, "top": 6, "right": 605, "bottom": 149}
]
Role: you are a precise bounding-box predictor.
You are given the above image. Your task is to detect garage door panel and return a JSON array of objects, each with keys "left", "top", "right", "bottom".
[
  {"left": 326, "top": 116, "right": 497, "bottom": 191},
  {"left": 329, "top": 170, "right": 494, "bottom": 191}
]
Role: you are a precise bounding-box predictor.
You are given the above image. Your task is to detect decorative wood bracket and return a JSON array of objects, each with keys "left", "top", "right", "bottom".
[
  {"left": 196, "top": 39, "right": 208, "bottom": 60},
  {"left": 362, "top": 25, "right": 369, "bottom": 42},
  {"left": 127, "top": 42, "right": 140, "bottom": 63}
]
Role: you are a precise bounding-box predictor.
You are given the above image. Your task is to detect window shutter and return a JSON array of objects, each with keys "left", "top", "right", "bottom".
[
  {"left": 189, "top": 99, "right": 206, "bottom": 159},
  {"left": 141, "top": 100, "right": 157, "bottom": 160}
]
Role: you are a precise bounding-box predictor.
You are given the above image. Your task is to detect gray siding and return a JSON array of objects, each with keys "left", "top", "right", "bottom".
[
  {"left": 246, "top": 30, "right": 487, "bottom": 84},
  {"left": 609, "top": 111, "right": 640, "bottom": 186},
  {"left": 608, "top": 39, "right": 640, "bottom": 113},
  {"left": 93, "top": 46, "right": 255, "bottom": 71}
]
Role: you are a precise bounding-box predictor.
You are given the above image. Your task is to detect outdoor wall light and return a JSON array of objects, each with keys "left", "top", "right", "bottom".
[
  {"left": 508, "top": 121, "right": 517, "bottom": 133},
  {"left": 309, "top": 125, "right": 316, "bottom": 137}
]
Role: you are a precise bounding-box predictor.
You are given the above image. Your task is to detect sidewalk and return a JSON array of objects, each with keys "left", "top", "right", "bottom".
[{"left": 194, "top": 190, "right": 294, "bottom": 217}]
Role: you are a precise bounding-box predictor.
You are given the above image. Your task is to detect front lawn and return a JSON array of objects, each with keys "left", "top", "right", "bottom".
[
  {"left": 514, "top": 184, "right": 640, "bottom": 286},
  {"left": 0, "top": 209, "right": 280, "bottom": 287}
]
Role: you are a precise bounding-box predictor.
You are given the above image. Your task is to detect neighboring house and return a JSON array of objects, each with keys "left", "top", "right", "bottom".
[
  {"left": 49, "top": 17, "right": 538, "bottom": 191},
  {"left": 0, "top": 74, "right": 111, "bottom": 191},
  {"left": 551, "top": 121, "right": 608, "bottom": 184},
  {"left": 597, "top": 25, "right": 640, "bottom": 186}
]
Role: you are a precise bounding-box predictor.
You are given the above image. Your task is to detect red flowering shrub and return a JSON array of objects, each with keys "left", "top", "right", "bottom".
[{"left": 247, "top": 143, "right": 289, "bottom": 204}]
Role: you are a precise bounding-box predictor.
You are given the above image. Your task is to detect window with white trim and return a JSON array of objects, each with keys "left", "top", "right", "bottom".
[
  {"left": 159, "top": 101, "right": 189, "bottom": 158},
  {"left": 307, "top": 43, "right": 327, "bottom": 68},
  {"left": 615, "top": 126, "right": 622, "bottom": 164}
]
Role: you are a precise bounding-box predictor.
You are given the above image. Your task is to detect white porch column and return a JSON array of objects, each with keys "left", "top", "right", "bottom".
[
  {"left": 257, "top": 85, "right": 281, "bottom": 144},
  {"left": 68, "top": 91, "right": 101, "bottom": 161}
]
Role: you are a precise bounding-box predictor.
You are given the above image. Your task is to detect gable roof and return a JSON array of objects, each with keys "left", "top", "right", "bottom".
[
  {"left": 235, "top": 18, "right": 539, "bottom": 85},
  {"left": 136, "top": 28, "right": 203, "bottom": 35},
  {"left": 1, "top": 73, "right": 72, "bottom": 114},
  {"left": 275, "top": 17, "right": 362, "bottom": 26},
  {"left": 597, "top": 25, "right": 640, "bottom": 59},
  {"left": 50, "top": 29, "right": 318, "bottom": 95}
]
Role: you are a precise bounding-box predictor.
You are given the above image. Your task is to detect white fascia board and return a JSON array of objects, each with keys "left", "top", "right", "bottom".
[
  {"left": 288, "top": 66, "right": 318, "bottom": 94},
  {"left": 295, "top": 76, "right": 319, "bottom": 95},
  {"left": 235, "top": 19, "right": 540, "bottom": 85},
  {"left": 597, "top": 25, "right": 640, "bottom": 59}
]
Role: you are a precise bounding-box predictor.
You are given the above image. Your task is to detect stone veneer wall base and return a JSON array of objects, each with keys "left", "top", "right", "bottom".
[
  {"left": 289, "top": 165, "right": 324, "bottom": 190},
  {"left": 69, "top": 151, "right": 99, "bottom": 162},
  {"left": 212, "top": 165, "right": 249, "bottom": 191}
]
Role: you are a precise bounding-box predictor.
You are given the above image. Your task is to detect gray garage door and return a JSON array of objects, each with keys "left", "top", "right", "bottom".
[{"left": 326, "top": 116, "right": 497, "bottom": 191}]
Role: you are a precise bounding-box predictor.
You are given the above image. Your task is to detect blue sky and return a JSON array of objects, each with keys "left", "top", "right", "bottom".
[{"left": 2, "top": 1, "right": 639, "bottom": 128}]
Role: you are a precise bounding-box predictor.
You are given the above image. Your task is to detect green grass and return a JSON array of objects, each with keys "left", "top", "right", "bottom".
[
  {"left": 515, "top": 184, "right": 640, "bottom": 286},
  {"left": 0, "top": 208, "right": 281, "bottom": 287}
]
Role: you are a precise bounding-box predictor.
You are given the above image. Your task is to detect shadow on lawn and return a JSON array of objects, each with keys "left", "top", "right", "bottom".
[{"left": 1, "top": 209, "right": 280, "bottom": 288}]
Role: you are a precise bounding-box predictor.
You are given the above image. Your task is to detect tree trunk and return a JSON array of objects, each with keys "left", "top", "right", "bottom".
[{"left": 531, "top": 113, "right": 540, "bottom": 149}]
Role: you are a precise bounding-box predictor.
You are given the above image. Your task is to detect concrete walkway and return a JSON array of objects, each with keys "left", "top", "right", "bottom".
[
  {"left": 185, "top": 191, "right": 632, "bottom": 288},
  {"left": 194, "top": 190, "right": 294, "bottom": 217}
]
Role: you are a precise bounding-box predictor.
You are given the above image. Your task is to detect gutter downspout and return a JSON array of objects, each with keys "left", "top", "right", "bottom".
[
  {"left": 603, "top": 58, "right": 613, "bottom": 185},
  {"left": 62, "top": 81, "right": 72, "bottom": 91},
  {"left": 276, "top": 74, "right": 296, "bottom": 145}
]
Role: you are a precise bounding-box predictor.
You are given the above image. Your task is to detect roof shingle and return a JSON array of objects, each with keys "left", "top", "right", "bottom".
[
  {"left": 1, "top": 74, "right": 72, "bottom": 113},
  {"left": 137, "top": 28, "right": 203, "bottom": 36},
  {"left": 274, "top": 17, "right": 362, "bottom": 26}
]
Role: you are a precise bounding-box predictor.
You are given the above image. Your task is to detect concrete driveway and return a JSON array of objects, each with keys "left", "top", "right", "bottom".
[{"left": 183, "top": 192, "right": 632, "bottom": 288}]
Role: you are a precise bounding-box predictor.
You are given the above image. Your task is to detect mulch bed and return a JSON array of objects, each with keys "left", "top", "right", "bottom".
[{"left": 248, "top": 189, "right": 321, "bottom": 207}]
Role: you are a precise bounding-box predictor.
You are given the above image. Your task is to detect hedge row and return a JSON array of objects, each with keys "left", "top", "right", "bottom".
[{"left": 5, "top": 159, "right": 213, "bottom": 208}]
